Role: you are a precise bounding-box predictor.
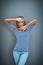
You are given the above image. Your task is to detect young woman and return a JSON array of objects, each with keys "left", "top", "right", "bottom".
[{"left": 4, "top": 16, "right": 37, "bottom": 65}]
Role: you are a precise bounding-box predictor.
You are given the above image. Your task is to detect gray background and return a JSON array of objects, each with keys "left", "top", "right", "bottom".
[{"left": 1, "top": 0, "right": 43, "bottom": 65}]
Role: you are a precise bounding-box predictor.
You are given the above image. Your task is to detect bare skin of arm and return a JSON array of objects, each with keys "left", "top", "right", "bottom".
[
  {"left": 21, "top": 19, "right": 37, "bottom": 31},
  {"left": 4, "top": 18, "right": 18, "bottom": 24},
  {"left": 26, "top": 19, "right": 37, "bottom": 27}
]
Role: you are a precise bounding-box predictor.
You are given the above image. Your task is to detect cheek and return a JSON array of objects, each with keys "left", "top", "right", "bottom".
[{"left": 18, "top": 23, "right": 21, "bottom": 25}]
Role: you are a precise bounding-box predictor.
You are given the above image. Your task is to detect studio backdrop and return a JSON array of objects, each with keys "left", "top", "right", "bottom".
[{"left": 1, "top": 0, "right": 43, "bottom": 65}]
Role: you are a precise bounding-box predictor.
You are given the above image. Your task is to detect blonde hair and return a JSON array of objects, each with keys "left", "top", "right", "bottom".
[{"left": 16, "top": 16, "right": 26, "bottom": 28}]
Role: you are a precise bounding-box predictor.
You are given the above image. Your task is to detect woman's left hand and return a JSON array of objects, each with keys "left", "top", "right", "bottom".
[{"left": 21, "top": 25, "right": 28, "bottom": 31}]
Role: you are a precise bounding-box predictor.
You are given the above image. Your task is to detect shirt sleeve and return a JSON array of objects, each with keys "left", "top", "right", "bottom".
[
  {"left": 28, "top": 25, "right": 34, "bottom": 31},
  {"left": 7, "top": 22, "right": 15, "bottom": 33}
]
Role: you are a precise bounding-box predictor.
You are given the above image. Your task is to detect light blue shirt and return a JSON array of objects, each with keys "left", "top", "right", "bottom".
[{"left": 7, "top": 22, "right": 34, "bottom": 52}]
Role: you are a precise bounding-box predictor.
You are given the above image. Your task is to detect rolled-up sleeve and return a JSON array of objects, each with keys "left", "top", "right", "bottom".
[
  {"left": 29, "top": 25, "right": 34, "bottom": 30},
  {"left": 7, "top": 22, "right": 15, "bottom": 33},
  {"left": 27, "top": 25, "right": 34, "bottom": 31}
]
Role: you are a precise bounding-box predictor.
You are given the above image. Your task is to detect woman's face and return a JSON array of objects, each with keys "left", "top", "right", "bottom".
[{"left": 17, "top": 18, "right": 24, "bottom": 27}]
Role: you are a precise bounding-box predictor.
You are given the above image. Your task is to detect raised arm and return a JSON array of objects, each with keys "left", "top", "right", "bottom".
[
  {"left": 4, "top": 18, "right": 18, "bottom": 24},
  {"left": 26, "top": 19, "right": 37, "bottom": 28},
  {"left": 17, "top": 19, "right": 37, "bottom": 31}
]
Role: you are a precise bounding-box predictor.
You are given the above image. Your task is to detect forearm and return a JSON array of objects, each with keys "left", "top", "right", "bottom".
[
  {"left": 4, "top": 18, "right": 17, "bottom": 24},
  {"left": 26, "top": 19, "right": 37, "bottom": 28}
]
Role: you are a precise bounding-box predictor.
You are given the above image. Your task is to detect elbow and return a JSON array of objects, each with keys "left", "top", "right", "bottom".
[
  {"left": 33, "top": 19, "right": 37, "bottom": 25},
  {"left": 4, "top": 19, "right": 10, "bottom": 24}
]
